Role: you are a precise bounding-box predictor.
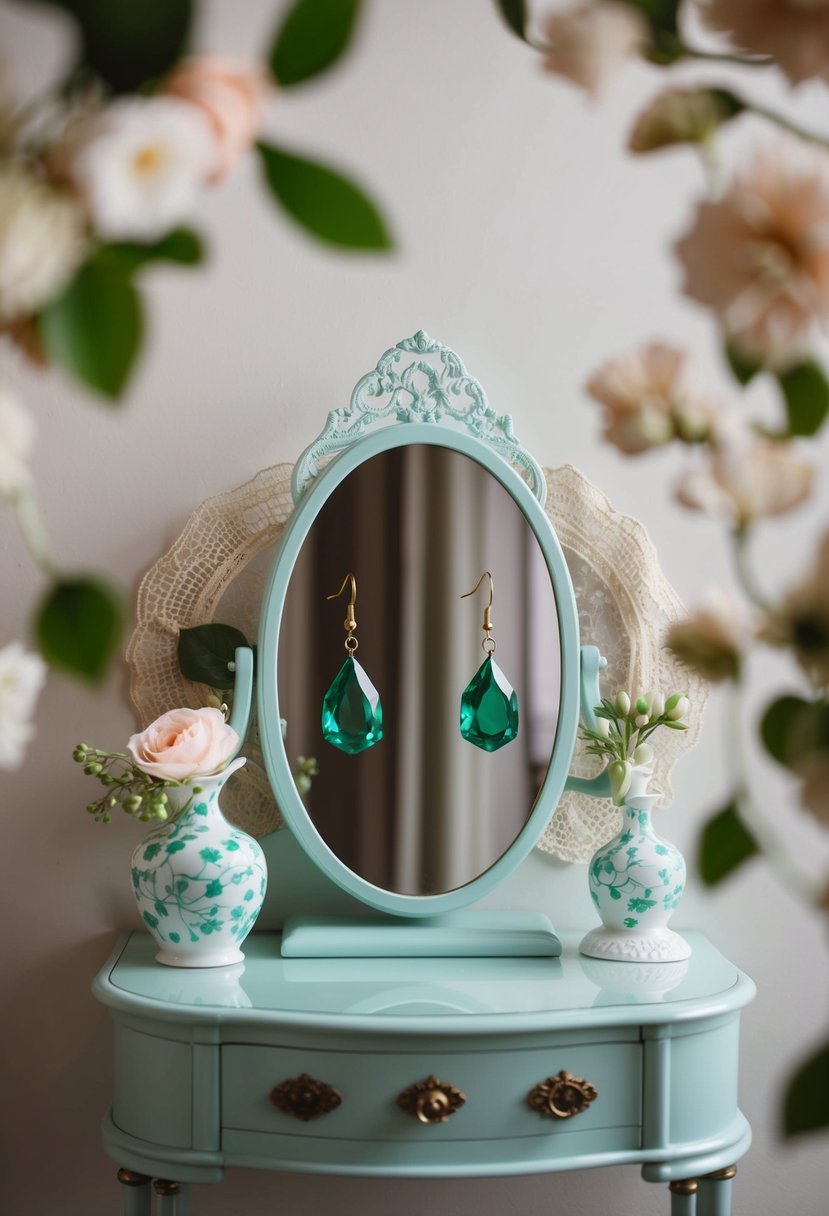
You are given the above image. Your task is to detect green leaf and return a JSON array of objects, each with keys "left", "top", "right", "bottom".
[
  {"left": 724, "top": 342, "right": 762, "bottom": 386},
  {"left": 270, "top": 0, "right": 361, "bottom": 87},
  {"left": 98, "top": 229, "right": 205, "bottom": 277},
  {"left": 625, "top": 0, "right": 683, "bottom": 59},
  {"left": 494, "top": 0, "right": 528, "bottom": 40},
  {"left": 178, "top": 624, "right": 249, "bottom": 689},
  {"left": 35, "top": 577, "right": 123, "bottom": 683},
  {"left": 32, "top": 0, "right": 192, "bottom": 93},
  {"left": 761, "top": 695, "right": 829, "bottom": 770},
  {"left": 783, "top": 1041, "right": 829, "bottom": 1137},
  {"left": 778, "top": 360, "right": 829, "bottom": 437},
  {"left": 39, "top": 261, "right": 143, "bottom": 400},
  {"left": 257, "top": 141, "right": 392, "bottom": 250},
  {"left": 698, "top": 800, "right": 759, "bottom": 885}
]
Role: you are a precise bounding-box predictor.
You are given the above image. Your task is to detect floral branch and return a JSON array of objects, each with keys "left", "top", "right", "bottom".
[{"left": 580, "top": 689, "right": 688, "bottom": 804}]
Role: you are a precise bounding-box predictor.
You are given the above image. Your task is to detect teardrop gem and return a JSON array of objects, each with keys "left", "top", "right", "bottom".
[
  {"left": 321, "top": 657, "right": 383, "bottom": 755},
  {"left": 459, "top": 656, "right": 519, "bottom": 752}
]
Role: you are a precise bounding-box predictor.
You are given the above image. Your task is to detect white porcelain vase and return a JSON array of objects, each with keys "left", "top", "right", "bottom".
[
  {"left": 580, "top": 767, "right": 690, "bottom": 963},
  {"left": 130, "top": 758, "right": 267, "bottom": 967}
]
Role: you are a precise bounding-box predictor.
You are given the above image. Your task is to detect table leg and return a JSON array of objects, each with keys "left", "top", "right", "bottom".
[
  {"left": 117, "top": 1168, "right": 151, "bottom": 1216},
  {"left": 697, "top": 1165, "right": 737, "bottom": 1216},
  {"left": 669, "top": 1179, "right": 698, "bottom": 1215},
  {"left": 153, "top": 1180, "right": 191, "bottom": 1216}
]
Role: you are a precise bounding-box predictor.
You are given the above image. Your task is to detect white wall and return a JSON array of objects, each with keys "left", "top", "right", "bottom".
[{"left": 2, "top": 2, "right": 828, "bottom": 1212}]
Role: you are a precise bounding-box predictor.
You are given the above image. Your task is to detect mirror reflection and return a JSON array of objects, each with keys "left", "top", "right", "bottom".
[{"left": 278, "top": 446, "right": 561, "bottom": 896}]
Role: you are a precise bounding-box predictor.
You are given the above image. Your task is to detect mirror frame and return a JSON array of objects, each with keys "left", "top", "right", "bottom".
[{"left": 259, "top": 423, "right": 580, "bottom": 917}]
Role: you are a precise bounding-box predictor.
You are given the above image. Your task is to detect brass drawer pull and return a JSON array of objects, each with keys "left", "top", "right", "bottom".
[
  {"left": 397, "top": 1075, "right": 467, "bottom": 1124},
  {"left": 269, "top": 1073, "right": 342, "bottom": 1122},
  {"left": 528, "top": 1070, "right": 598, "bottom": 1119}
]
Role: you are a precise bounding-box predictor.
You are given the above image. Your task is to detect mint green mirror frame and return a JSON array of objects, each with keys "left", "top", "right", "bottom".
[{"left": 258, "top": 425, "right": 580, "bottom": 918}]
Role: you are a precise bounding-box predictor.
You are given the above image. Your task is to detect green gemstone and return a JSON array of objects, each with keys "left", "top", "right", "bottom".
[
  {"left": 321, "top": 657, "right": 383, "bottom": 755},
  {"left": 459, "top": 656, "right": 519, "bottom": 752}
]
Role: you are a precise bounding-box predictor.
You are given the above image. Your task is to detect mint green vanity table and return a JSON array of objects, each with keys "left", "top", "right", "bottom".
[
  {"left": 99, "top": 334, "right": 754, "bottom": 1215},
  {"left": 95, "top": 929, "right": 754, "bottom": 1214}
]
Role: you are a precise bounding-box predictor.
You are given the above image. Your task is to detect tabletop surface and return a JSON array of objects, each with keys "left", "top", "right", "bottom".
[{"left": 95, "top": 930, "right": 755, "bottom": 1036}]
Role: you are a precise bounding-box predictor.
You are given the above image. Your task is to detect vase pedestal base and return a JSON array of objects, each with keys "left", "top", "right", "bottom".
[
  {"left": 155, "top": 946, "right": 245, "bottom": 969},
  {"left": 579, "top": 926, "right": 691, "bottom": 963}
]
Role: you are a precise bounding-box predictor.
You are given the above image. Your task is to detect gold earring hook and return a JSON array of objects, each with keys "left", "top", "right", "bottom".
[
  {"left": 326, "top": 572, "right": 358, "bottom": 654},
  {"left": 461, "top": 571, "right": 496, "bottom": 654}
]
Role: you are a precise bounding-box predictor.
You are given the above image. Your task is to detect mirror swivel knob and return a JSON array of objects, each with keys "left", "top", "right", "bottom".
[
  {"left": 269, "top": 1073, "right": 342, "bottom": 1122},
  {"left": 397, "top": 1075, "right": 467, "bottom": 1124},
  {"left": 527, "top": 1070, "right": 598, "bottom": 1119}
]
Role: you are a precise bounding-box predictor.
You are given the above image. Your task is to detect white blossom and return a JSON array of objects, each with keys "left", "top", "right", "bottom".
[
  {"left": 68, "top": 97, "right": 214, "bottom": 241},
  {"left": 0, "top": 165, "right": 86, "bottom": 322},
  {"left": 0, "top": 641, "right": 47, "bottom": 769}
]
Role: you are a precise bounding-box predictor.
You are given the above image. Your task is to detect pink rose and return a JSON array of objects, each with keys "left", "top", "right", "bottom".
[
  {"left": 163, "top": 55, "right": 271, "bottom": 183},
  {"left": 127, "top": 707, "right": 239, "bottom": 781}
]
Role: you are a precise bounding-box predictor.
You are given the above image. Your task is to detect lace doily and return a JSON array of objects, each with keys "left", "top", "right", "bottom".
[{"left": 126, "top": 462, "right": 705, "bottom": 862}]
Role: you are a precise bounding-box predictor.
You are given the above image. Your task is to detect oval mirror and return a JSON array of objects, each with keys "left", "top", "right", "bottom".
[{"left": 259, "top": 426, "right": 579, "bottom": 918}]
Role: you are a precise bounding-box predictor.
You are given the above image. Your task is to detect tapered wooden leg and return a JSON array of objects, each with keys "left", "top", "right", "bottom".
[
  {"left": 153, "top": 1179, "right": 191, "bottom": 1216},
  {"left": 669, "top": 1178, "right": 698, "bottom": 1216},
  {"left": 117, "top": 1168, "right": 151, "bottom": 1216},
  {"left": 697, "top": 1165, "right": 737, "bottom": 1216}
]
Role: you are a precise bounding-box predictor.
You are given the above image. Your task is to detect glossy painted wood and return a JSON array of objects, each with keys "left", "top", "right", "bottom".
[
  {"left": 94, "top": 930, "right": 754, "bottom": 1203},
  {"left": 280, "top": 910, "right": 561, "bottom": 957}
]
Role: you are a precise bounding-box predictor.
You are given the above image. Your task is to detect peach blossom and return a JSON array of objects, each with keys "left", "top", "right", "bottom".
[
  {"left": 541, "top": 1, "right": 648, "bottom": 98},
  {"left": 666, "top": 587, "right": 752, "bottom": 681},
  {"left": 164, "top": 55, "right": 271, "bottom": 182},
  {"left": 586, "top": 342, "right": 714, "bottom": 455},
  {"left": 675, "top": 140, "right": 829, "bottom": 367},
  {"left": 676, "top": 423, "right": 813, "bottom": 527},
  {"left": 698, "top": 0, "right": 829, "bottom": 87},
  {"left": 127, "top": 707, "right": 238, "bottom": 781}
]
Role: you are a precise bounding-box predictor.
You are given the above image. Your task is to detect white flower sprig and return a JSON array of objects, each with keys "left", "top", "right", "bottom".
[{"left": 580, "top": 690, "right": 689, "bottom": 805}]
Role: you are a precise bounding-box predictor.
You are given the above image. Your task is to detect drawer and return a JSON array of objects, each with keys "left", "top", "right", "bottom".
[{"left": 221, "top": 1040, "right": 642, "bottom": 1145}]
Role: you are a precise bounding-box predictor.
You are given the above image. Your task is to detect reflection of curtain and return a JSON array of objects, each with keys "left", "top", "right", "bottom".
[
  {"left": 279, "top": 447, "right": 546, "bottom": 896},
  {"left": 394, "top": 450, "right": 530, "bottom": 892},
  {"left": 279, "top": 455, "right": 401, "bottom": 884}
]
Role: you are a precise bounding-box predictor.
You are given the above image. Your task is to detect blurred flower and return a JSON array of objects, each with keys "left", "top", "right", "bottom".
[
  {"left": 0, "top": 165, "right": 86, "bottom": 323},
  {"left": 800, "top": 756, "right": 829, "bottom": 826},
  {"left": 67, "top": 97, "right": 214, "bottom": 240},
  {"left": 768, "top": 530, "right": 829, "bottom": 688},
  {"left": 164, "top": 55, "right": 271, "bottom": 183},
  {"left": 0, "top": 383, "right": 35, "bottom": 496},
  {"left": 541, "top": 1, "right": 648, "bottom": 98},
  {"left": 698, "top": 0, "right": 829, "bottom": 87},
  {"left": 628, "top": 86, "right": 742, "bottom": 154},
  {"left": 675, "top": 140, "right": 829, "bottom": 367},
  {"left": 667, "top": 586, "right": 750, "bottom": 681},
  {"left": 586, "top": 342, "right": 715, "bottom": 455},
  {"left": 0, "top": 640, "right": 47, "bottom": 769},
  {"left": 676, "top": 424, "right": 813, "bottom": 527}
]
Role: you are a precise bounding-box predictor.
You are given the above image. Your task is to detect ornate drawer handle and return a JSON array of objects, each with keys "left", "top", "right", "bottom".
[
  {"left": 528, "top": 1070, "right": 598, "bottom": 1119},
  {"left": 269, "top": 1073, "right": 342, "bottom": 1122},
  {"left": 397, "top": 1075, "right": 467, "bottom": 1124}
]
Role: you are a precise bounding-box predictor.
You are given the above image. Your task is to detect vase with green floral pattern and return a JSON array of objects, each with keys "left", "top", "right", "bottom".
[
  {"left": 580, "top": 767, "right": 690, "bottom": 963},
  {"left": 130, "top": 758, "right": 267, "bottom": 967}
]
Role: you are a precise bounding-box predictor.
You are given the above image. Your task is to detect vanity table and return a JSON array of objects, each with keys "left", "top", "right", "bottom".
[
  {"left": 98, "top": 334, "right": 753, "bottom": 1215},
  {"left": 95, "top": 929, "right": 754, "bottom": 1214}
]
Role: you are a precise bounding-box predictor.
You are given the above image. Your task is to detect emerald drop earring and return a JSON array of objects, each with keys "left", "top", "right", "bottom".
[
  {"left": 459, "top": 571, "right": 519, "bottom": 752},
  {"left": 321, "top": 572, "right": 383, "bottom": 755}
]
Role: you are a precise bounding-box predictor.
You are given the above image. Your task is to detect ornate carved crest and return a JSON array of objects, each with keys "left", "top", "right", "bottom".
[{"left": 291, "top": 330, "right": 546, "bottom": 505}]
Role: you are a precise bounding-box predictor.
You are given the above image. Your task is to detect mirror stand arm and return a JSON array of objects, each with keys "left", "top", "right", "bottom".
[
  {"left": 563, "top": 645, "right": 612, "bottom": 799},
  {"left": 578, "top": 645, "right": 607, "bottom": 731},
  {"left": 227, "top": 646, "right": 255, "bottom": 758}
]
